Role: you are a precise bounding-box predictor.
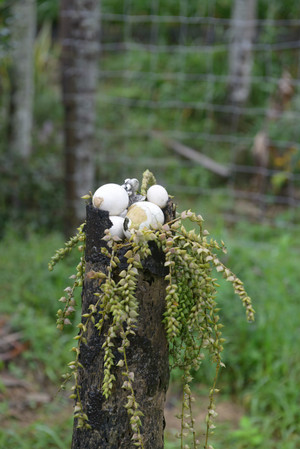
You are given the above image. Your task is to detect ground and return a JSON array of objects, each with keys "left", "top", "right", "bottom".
[
  {"left": 0, "top": 317, "right": 244, "bottom": 446},
  {"left": 1, "top": 367, "right": 244, "bottom": 445}
]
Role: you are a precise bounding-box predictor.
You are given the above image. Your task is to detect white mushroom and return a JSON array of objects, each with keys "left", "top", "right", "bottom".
[
  {"left": 147, "top": 185, "right": 169, "bottom": 209},
  {"left": 92, "top": 183, "right": 129, "bottom": 216},
  {"left": 107, "top": 216, "right": 125, "bottom": 239},
  {"left": 123, "top": 201, "right": 165, "bottom": 239},
  {"left": 119, "top": 209, "right": 128, "bottom": 218}
]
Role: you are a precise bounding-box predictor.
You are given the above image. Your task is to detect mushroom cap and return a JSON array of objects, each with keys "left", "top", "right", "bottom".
[
  {"left": 147, "top": 185, "right": 169, "bottom": 209},
  {"left": 119, "top": 209, "right": 128, "bottom": 218},
  {"left": 123, "top": 201, "right": 164, "bottom": 238},
  {"left": 107, "top": 216, "right": 125, "bottom": 239},
  {"left": 92, "top": 183, "right": 129, "bottom": 216}
]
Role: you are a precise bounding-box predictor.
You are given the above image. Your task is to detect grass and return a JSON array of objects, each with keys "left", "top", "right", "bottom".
[
  {"left": 179, "top": 198, "right": 300, "bottom": 448},
  {"left": 1, "top": 3, "right": 300, "bottom": 446},
  {"left": 0, "top": 415, "right": 73, "bottom": 449},
  {"left": 0, "top": 231, "right": 80, "bottom": 382},
  {"left": 0, "top": 231, "right": 77, "bottom": 448}
]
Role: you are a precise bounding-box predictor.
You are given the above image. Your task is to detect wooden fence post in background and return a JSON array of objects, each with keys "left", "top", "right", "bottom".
[
  {"left": 9, "top": 0, "right": 36, "bottom": 159},
  {"left": 71, "top": 203, "right": 174, "bottom": 449},
  {"left": 228, "top": 0, "right": 257, "bottom": 105},
  {"left": 60, "top": 0, "right": 100, "bottom": 234}
]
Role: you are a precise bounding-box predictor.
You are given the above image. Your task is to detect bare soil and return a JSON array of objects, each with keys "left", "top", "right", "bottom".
[
  {"left": 1, "top": 370, "right": 244, "bottom": 442},
  {"left": 165, "top": 383, "right": 244, "bottom": 436}
]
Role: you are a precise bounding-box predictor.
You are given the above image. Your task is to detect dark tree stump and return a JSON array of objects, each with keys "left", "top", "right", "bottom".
[{"left": 71, "top": 203, "right": 174, "bottom": 449}]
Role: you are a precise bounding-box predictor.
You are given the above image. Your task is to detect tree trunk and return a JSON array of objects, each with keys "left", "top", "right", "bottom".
[
  {"left": 8, "top": 0, "right": 36, "bottom": 159},
  {"left": 60, "top": 0, "right": 100, "bottom": 234},
  {"left": 71, "top": 204, "right": 172, "bottom": 449},
  {"left": 228, "top": 0, "right": 257, "bottom": 104}
]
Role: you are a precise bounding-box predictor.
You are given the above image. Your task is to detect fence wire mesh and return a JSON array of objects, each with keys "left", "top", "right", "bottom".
[{"left": 96, "top": 1, "right": 300, "bottom": 228}]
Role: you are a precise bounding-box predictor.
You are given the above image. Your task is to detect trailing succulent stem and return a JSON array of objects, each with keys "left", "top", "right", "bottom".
[
  {"left": 49, "top": 172, "right": 254, "bottom": 449},
  {"left": 48, "top": 223, "right": 86, "bottom": 331}
]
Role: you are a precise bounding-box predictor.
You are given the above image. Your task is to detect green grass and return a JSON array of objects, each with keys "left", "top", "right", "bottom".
[
  {"left": 176, "top": 198, "right": 300, "bottom": 448},
  {"left": 1, "top": 3, "right": 300, "bottom": 445},
  {"left": 0, "top": 416, "right": 73, "bottom": 449},
  {"left": 0, "top": 231, "right": 81, "bottom": 382},
  {"left": 219, "top": 230, "right": 300, "bottom": 448},
  {"left": 0, "top": 231, "right": 79, "bottom": 447}
]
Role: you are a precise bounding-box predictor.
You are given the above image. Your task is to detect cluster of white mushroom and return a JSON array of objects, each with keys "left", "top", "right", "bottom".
[{"left": 92, "top": 178, "right": 169, "bottom": 240}]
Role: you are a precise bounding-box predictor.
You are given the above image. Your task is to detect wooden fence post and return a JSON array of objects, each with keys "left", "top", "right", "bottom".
[{"left": 71, "top": 203, "right": 174, "bottom": 449}]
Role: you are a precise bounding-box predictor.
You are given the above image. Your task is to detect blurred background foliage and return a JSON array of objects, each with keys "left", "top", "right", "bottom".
[{"left": 0, "top": 1, "right": 300, "bottom": 448}]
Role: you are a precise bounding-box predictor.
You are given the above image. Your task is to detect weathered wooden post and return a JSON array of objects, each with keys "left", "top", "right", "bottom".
[{"left": 71, "top": 203, "right": 174, "bottom": 449}]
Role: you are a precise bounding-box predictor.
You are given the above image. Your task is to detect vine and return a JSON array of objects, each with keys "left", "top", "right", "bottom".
[{"left": 49, "top": 171, "right": 254, "bottom": 449}]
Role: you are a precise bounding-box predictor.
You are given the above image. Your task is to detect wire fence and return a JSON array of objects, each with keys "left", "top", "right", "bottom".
[{"left": 98, "top": 2, "right": 300, "bottom": 227}]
